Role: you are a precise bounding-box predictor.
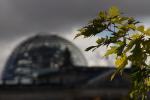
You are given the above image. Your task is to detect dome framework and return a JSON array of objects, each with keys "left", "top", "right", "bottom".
[{"left": 2, "top": 34, "right": 87, "bottom": 83}]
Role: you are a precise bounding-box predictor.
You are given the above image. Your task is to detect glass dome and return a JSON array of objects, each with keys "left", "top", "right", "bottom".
[{"left": 2, "top": 34, "right": 87, "bottom": 83}]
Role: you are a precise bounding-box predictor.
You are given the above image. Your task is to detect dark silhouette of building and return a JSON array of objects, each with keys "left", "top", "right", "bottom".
[
  {"left": 0, "top": 34, "right": 135, "bottom": 100},
  {"left": 2, "top": 34, "right": 87, "bottom": 83}
]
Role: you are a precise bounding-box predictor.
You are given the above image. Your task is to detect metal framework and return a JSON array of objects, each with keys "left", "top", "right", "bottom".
[{"left": 2, "top": 34, "right": 87, "bottom": 83}]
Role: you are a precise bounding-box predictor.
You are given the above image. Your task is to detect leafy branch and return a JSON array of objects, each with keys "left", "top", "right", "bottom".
[{"left": 75, "top": 6, "right": 150, "bottom": 100}]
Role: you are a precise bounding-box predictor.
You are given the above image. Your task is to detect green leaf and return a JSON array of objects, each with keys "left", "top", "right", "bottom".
[
  {"left": 74, "top": 6, "right": 150, "bottom": 99},
  {"left": 145, "top": 28, "right": 150, "bottom": 36},
  {"left": 131, "top": 33, "right": 142, "bottom": 40},
  {"left": 117, "top": 43, "right": 126, "bottom": 56},
  {"left": 137, "top": 25, "right": 144, "bottom": 32},
  {"left": 108, "top": 6, "right": 120, "bottom": 17},
  {"left": 85, "top": 46, "right": 97, "bottom": 51},
  {"left": 128, "top": 24, "right": 136, "bottom": 30},
  {"left": 111, "top": 69, "right": 122, "bottom": 80},
  {"left": 104, "top": 46, "right": 118, "bottom": 57},
  {"left": 96, "top": 38, "right": 105, "bottom": 44},
  {"left": 128, "top": 17, "right": 135, "bottom": 24},
  {"left": 124, "top": 40, "right": 135, "bottom": 53},
  {"left": 119, "top": 16, "right": 129, "bottom": 22},
  {"left": 111, "top": 71, "right": 117, "bottom": 80},
  {"left": 146, "top": 78, "right": 150, "bottom": 86},
  {"left": 115, "top": 54, "right": 127, "bottom": 68},
  {"left": 98, "top": 11, "right": 106, "bottom": 18}
]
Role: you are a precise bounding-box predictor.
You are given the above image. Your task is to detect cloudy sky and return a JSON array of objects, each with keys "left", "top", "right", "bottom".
[{"left": 0, "top": 0, "right": 150, "bottom": 73}]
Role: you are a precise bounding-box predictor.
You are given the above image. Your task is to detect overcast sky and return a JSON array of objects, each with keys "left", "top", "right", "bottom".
[{"left": 0, "top": 0, "right": 150, "bottom": 74}]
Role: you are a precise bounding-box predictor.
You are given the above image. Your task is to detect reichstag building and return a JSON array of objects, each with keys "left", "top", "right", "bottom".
[{"left": 0, "top": 34, "right": 132, "bottom": 100}]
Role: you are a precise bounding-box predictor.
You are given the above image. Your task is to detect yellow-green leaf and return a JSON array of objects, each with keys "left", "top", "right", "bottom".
[
  {"left": 128, "top": 24, "right": 136, "bottom": 30},
  {"left": 115, "top": 54, "right": 127, "bottom": 68},
  {"left": 145, "top": 28, "right": 150, "bottom": 36},
  {"left": 108, "top": 6, "right": 120, "bottom": 17},
  {"left": 96, "top": 38, "right": 105, "bottom": 44},
  {"left": 137, "top": 25, "right": 144, "bottom": 32},
  {"left": 131, "top": 33, "right": 142, "bottom": 40},
  {"left": 124, "top": 40, "right": 135, "bottom": 53},
  {"left": 146, "top": 78, "right": 150, "bottom": 86},
  {"left": 104, "top": 46, "right": 118, "bottom": 57},
  {"left": 98, "top": 11, "right": 106, "bottom": 18},
  {"left": 111, "top": 72, "right": 117, "bottom": 81}
]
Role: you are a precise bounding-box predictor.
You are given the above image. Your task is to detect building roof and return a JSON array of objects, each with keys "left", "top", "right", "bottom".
[{"left": 1, "top": 67, "right": 131, "bottom": 90}]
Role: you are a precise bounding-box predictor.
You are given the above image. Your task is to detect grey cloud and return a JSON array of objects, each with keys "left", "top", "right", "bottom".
[
  {"left": 0, "top": 0, "right": 149, "bottom": 38},
  {"left": 0, "top": 0, "right": 149, "bottom": 71},
  {"left": 0, "top": 0, "right": 99, "bottom": 36}
]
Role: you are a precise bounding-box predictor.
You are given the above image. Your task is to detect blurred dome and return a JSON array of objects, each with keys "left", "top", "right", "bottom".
[{"left": 2, "top": 34, "right": 87, "bottom": 83}]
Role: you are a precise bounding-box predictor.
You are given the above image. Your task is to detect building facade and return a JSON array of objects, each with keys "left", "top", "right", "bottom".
[{"left": 0, "top": 34, "right": 133, "bottom": 100}]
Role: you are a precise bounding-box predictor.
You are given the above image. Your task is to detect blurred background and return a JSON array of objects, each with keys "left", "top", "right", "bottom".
[{"left": 0, "top": 0, "right": 150, "bottom": 74}]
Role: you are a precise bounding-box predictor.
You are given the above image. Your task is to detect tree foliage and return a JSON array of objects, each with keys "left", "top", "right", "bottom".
[{"left": 75, "top": 6, "right": 150, "bottom": 100}]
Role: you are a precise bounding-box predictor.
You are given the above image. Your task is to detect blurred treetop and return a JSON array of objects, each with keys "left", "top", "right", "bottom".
[{"left": 75, "top": 6, "right": 150, "bottom": 100}]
